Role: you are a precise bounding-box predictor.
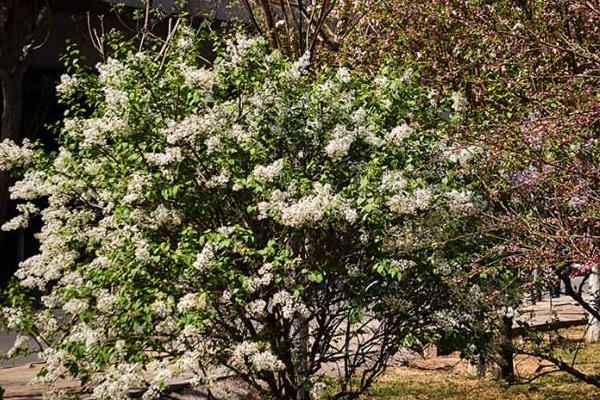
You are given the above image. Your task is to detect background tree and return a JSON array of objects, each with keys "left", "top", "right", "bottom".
[{"left": 336, "top": 0, "right": 600, "bottom": 386}]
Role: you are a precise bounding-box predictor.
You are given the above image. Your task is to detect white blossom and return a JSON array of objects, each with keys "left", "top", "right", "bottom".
[
  {"left": 270, "top": 290, "right": 309, "bottom": 320},
  {"left": 7, "top": 334, "right": 30, "bottom": 358},
  {"left": 222, "top": 36, "right": 263, "bottom": 68},
  {"left": 443, "top": 144, "right": 481, "bottom": 165},
  {"left": 122, "top": 172, "right": 149, "bottom": 204},
  {"left": 1, "top": 214, "right": 28, "bottom": 231},
  {"left": 380, "top": 171, "right": 407, "bottom": 192},
  {"left": 56, "top": 74, "right": 79, "bottom": 96},
  {"left": 290, "top": 51, "right": 311, "bottom": 78},
  {"left": 387, "top": 187, "right": 433, "bottom": 214},
  {"left": 230, "top": 342, "right": 284, "bottom": 372},
  {"left": 144, "top": 147, "right": 183, "bottom": 167},
  {"left": 193, "top": 242, "right": 217, "bottom": 272},
  {"left": 451, "top": 92, "right": 467, "bottom": 112},
  {"left": 246, "top": 299, "right": 267, "bottom": 317},
  {"left": 325, "top": 125, "right": 355, "bottom": 159},
  {"left": 445, "top": 190, "right": 475, "bottom": 213},
  {"left": 69, "top": 323, "right": 102, "bottom": 349},
  {"left": 92, "top": 363, "right": 144, "bottom": 400},
  {"left": 385, "top": 123, "right": 413, "bottom": 145},
  {"left": 0, "top": 138, "right": 33, "bottom": 171},
  {"left": 252, "top": 158, "right": 284, "bottom": 182},
  {"left": 246, "top": 263, "right": 274, "bottom": 293},
  {"left": 96, "top": 290, "right": 118, "bottom": 313},
  {"left": 177, "top": 293, "right": 207, "bottom": 313},
  {"left": 10, "top": 170, "right": 53, "bottom": 200},
  {"left": 205, "top": 169, "right": 231, "bottom": 188},
  {"left": 181, "top": 65, "right": 215, "bottom": 89},
  {"left": 337, "top": 67, "right": 351, "bottom": 83},
  {"left": 62, "top": 298, "right": 88, "bottom": 315}
]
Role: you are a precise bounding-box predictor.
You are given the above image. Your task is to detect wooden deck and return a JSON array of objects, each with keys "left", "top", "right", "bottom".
[{"left": 513, "top": 295, "right": 590, "bottom": 335}]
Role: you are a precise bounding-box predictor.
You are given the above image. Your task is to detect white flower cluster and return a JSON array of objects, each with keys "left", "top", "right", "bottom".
[
  {"left": 176, "top": 33, "right": 194, "bottom": 52},
  {"left": 443, "top": 144, "right": 481, "bottom": 166},
  {"left": 150, "top": 204, "right": 181, "bottom": 227},
  {"left": 205, "top": 168, "right": 231, "bottom": 188},
  {"left": 451, "top": 92, "right": 467, "bottom": 112},
  {"left": 144, "top": 359, "right": 177, "bottom": 399},
  {"left": 144, "top": 147, "right": 183, "bottom": 168},
  {"left": 37, "top": 347, "right": 69, "bottom": 384},
  {"left": 289, "top": 51, "right": 311, "bottom": 78},
  {"left": 1, "top": 202, "right": 38, "bottom": 231},
  {"left": 246, "top": 263, "right": 274, "bottom": 293},
  {"left": 97, "top": 59, "right": 129, "bottom": 114},
  {"left": 270, "top": 290, "right": 309, "bottom": 320},
  {"left": 56, "top": 74, "right": 79, "bottom": 96},
  {"left": 92, "top": 363, "right": 144, "bottom": 400},
  {"left": 0, "top": 138, "right": 33, "bottom": 171},
  {"left": 150, "top": 295, "right": 172, "bottom": 318},
  {"left": 252, "top": 158, "right": 284, "bottom": 182},
  {"left": 222, "top": 36, "right": 263, "bottom": 68},
  {"left": 380, "top": 170, "right": 407, "bottom": 192},
  {"left": 390, "top": 259, "right": 416, "bottom": 272},
  {"left": 9, "top": 170, "right": 51, "bottom": 200},
  {"left": 7, "top": 334, "right": 29, "bottom": 358},
  {"left": 192, "top": 242, "right": 217, "bottom": 272},
  {"left": 177, "top": 292, "right": 207, "bottom": 313},
  {"left": 387, "top": 187, "right": 434, "bottom": 214},
  {"left": 384, "top": 123, "right": 413, "bottom": 146},
  {"left": 68, "top": 323, "right": 102, "bottom": 349},
  {"left": 162, "top": 112, "right": 223, "bottom": 146},
  {"left": 259, "top": 183, "right": 357, "bottom": 227},
  {"left": 64, "top": 117, "right": 128, "bottom": 149},
  {"left": 445, "top": 190, "right": 475, "bottom": 213},
  {"left": 181, "top": 65, "right": 215, "bottom": 89},
  {"left": 62, "top": 298, "right": 88, "bottom": 315},
  {"left": 122, "top": 172, "right": 149, "bottom": 204},
  {"left": 246, "top": 299, "right": 267, "bottom": 317},
  {"left": 337, "top": 67, "right": 351, "bottom": 83},
  {"left": 325, "top": 124, "right": 355, "bottom": 159},
  {"left": 230, "top": 342, "right": 284, "bottom": 372},
  {"left": 95, "top": 289, "right": 118, "bottom": 313}
]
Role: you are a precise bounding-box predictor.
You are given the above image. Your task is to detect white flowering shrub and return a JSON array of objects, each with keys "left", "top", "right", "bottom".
[{"left": 0, "top": 28, "right": 483, "bottom": 399}]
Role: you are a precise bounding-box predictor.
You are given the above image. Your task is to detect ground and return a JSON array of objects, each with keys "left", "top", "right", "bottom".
[
  {"left": 364, "top": 368, "right": 599, "bottom": 400},
  {"left": 1, "top": 293, "right": 599, "bottom": 399},
  {"left": 2, "top": 347, "right": 600, "bottom": 399}
]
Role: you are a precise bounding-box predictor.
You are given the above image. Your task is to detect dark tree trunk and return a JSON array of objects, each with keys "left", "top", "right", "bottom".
[
  {"left": 0, "top": 66, "right": 25, "bottom": 283},
  {"left": 0, "top": 66, "right": 24, "bottom": 141},
  {"left": 497, "top": 314, "right": 515, "bottom": 383},
  {"left": 0, "top": 0, "right": 31, "bottom": 282}
]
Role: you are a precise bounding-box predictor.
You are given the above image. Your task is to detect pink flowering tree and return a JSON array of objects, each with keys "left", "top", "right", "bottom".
[
  {"left": 333, "top": 0, "right": 600, "bottom": 385},
  {"left": 0, "top": 26, "right": 484, "bottom": 399}
]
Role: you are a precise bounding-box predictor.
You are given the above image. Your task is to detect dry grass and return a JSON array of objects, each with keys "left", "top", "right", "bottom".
[
  {"left": 362, "top": 327, "right": 600, "bottom": 400},
  {"left": 362, "top": 368, "right": 600, "bottom": 400}
]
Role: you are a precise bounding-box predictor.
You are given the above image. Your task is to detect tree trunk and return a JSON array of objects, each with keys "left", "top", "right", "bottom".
[
  {"left": 496, "top": 312, "right": 514, "bottom": 383},
  {"left": 586, "top": 265, "right": 600, "bottom": 342},
  {"left": 0, "top": 55, "right": 25, "bottom": 283},
  {"left": 292, "top": 314, "right": 309, "bottom": 400},
  {"left": 1, "top": 66, "right": 24, "bottom": 141},
  {"left": 0, "top": 67, "right": 24, "bottom": 223}
]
